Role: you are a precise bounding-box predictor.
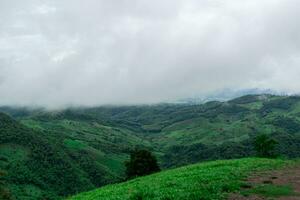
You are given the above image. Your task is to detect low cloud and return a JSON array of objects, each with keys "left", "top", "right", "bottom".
[{"left": 0, "top": 0, "right": 300, "bottom": 107}]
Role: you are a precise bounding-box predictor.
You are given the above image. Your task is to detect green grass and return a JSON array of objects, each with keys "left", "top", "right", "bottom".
[
  {"left": 242, "top": 184, "right": 297, "bottom": 197},
  {"left": 64, "top": 139, "right": 87, "bottom": 150},
  {"left": 240, "top": 102, "right": 263, "bottom": 110},
  {"left": 68, "top": 158, "right": 290, "bottom": 200}
]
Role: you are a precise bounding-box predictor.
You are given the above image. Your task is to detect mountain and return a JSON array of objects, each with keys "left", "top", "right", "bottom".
[
  {"left": 1, "top": 94, "right": 300, "bottom": 199},
  {"left": 176, "top": 88, "right": 279, "bottom": 104}
]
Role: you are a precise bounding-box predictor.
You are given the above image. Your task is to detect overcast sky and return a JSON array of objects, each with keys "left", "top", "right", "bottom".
[{"left": 0, "top": 0, "right": 300, "bottom": 107}]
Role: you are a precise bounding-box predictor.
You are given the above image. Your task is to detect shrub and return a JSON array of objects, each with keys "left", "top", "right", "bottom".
[
  {"left": 125, "top": 149, "right": 160, "bottom": 179},
  {"left": 254, "top": 134, "right": 278, "bottom": 158}
]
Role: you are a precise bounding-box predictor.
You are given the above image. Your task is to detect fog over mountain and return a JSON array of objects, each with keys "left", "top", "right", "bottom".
[{"left": 0, "top": 0, "right": 300, "bottom": 108}]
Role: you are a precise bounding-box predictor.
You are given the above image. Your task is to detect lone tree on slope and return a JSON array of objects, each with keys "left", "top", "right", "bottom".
[{"left": 125, "top": 149, "right": 160, "bottom": 179}]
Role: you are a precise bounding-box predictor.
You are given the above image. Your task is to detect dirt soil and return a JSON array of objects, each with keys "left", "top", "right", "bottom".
[{"left": 229, "top": 166, "right": 300, "bottom": 200}]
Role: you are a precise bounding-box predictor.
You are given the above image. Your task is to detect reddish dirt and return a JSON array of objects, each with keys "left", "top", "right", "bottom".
[{"left": 228, "top": 166, "right": 300, "bottom": 200}]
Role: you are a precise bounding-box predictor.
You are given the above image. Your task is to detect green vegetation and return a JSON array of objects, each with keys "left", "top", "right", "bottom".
[
  {"left": 254, "top": 134, "right": 278, "bottom": 158},
  {"left": 68, "top": 158, "right": 290, "bottom": 200},
  {"left": 125, "top": 149, "right": 160, "bottom": 179},
  {"left": 0, "top": 113, "right": 94, "bottom": 199},
  {"left": 242, "top": 184, "right": 297, "bottom": 197},
  {"left": 0, "top": 170, "right": 12, "bottom": 200},
  {"left": 64, "top": 139, "right": 87, "bottom": 150},
  {"left": 1, "top": 94, "right": 300, "bottom": 199}
]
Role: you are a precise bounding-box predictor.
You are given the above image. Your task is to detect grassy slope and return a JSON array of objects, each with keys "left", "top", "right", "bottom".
[{"left": 68, "top": 158, "right": 291, "bottom": 200}]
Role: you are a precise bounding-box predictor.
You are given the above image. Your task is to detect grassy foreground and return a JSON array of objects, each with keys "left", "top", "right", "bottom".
[{"left": 68, "top": 158, "right": 291, "bottom": 200}]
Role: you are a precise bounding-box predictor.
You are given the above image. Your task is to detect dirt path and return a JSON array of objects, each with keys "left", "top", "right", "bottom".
[{"left": 229, "top": 166, "right": 300, "bottom": 200}]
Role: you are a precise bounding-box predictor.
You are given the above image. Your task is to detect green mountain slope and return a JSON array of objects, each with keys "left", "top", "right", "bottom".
[
  {"left": 0, "top": 113, "right": 89, "bottom": 199},
  {"left": 20, "top": 112, "right": 153, "bottom": 178},
  {"left": 17, "top": 94, "right": 300, "bottom": 168},
  {"left": 160, "top": 95, "right": 300, "bottom": 167},
  {"left": 0, "top": 113, "right": 146, "bottom": 199},
  {"left": 68, "top": 158, "right": 292, "bottom": 200},
  {"left": 1, "top": 94, "right": 300, "bottom": 199}
]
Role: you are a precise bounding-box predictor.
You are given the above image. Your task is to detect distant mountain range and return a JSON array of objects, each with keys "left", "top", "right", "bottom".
[{"left": 177, "top": 88, "right": 287, "bottom": 104}]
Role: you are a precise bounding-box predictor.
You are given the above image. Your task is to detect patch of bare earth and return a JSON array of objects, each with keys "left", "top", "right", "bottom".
[{"left": 228, "top": 166, "right": 300, "bottom": 200}]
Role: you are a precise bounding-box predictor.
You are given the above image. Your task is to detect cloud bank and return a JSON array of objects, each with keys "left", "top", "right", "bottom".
[{"left": 0, "top": 0, "right": 300, "bottom": 107}]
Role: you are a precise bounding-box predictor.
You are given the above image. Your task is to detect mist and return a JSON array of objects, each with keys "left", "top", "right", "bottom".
[{"left": 1, "top": 0, "right": 300, "bottom": 108}]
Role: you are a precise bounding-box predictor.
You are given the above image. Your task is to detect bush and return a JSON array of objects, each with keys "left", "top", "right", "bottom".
[
  {"left": 125, "top": 149, "right": 160, "bottom": 179},
  {"left": 254, "top": 134, "right": 278, "bottom": 158}
]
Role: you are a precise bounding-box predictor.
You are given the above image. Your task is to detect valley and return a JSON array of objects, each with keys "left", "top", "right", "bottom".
[{"left": 1, "top": 94, "right": 300, "bottom": 199}]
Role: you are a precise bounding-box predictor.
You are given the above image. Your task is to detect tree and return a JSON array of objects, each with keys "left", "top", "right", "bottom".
[
  {"left": 125, "top": 149, "right": 160, "bottom": 179},
  {"left": 254, "top": 134, "right": 278, "bottom": 158}
]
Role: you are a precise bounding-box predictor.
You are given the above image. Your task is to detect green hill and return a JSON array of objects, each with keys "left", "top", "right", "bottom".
[
  {"left": 68, "top": 158, "right": 293, "bottom": 200},
  {"left": 0, "top": 113, "right": 146, "bottom": 199},
  {"left": 1, "top": 94, "right": 300, "bottom": 199},
  {"left": 15, "top": 94, "right": 300, "bottom": 168},
  {"left": 0, "top": 113, "right": 96, "bottom": 199}
]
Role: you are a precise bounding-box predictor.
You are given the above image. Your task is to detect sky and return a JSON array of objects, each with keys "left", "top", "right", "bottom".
[{"left": 0, "top": 0, "right": 300, "bottom": 108}]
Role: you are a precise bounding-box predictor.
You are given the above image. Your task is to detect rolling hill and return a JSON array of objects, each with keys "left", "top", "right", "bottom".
[
  {"left": 68, "top": 158, "right": 296, "bottom": 200},
  {"left": 0, "top": 113, "right": 148, "bottom": 199},
  {"left": 1, "top": 94, "right": 300, "bottom": 199}
]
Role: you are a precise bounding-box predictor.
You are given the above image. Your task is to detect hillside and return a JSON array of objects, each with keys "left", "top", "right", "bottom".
[
  {"left": 1, "top": 94, "right": 300, "bottom": 199},
  {"left": 11, "top": 94, "right": 300, "bottom": 167},
  {"left": 68, "top": 158, "right": 295, "bottom": 200},
  {"left": 0, "top": 113, "right": 144, "bottom": 199}
]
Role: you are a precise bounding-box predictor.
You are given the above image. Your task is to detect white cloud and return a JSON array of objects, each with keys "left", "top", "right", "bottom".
[
  {"left": 0, "top": 0, "right": 300, "bottom": 107},
  {"left": 33, "top": 5, "right": 57, "bottom": 15}
]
